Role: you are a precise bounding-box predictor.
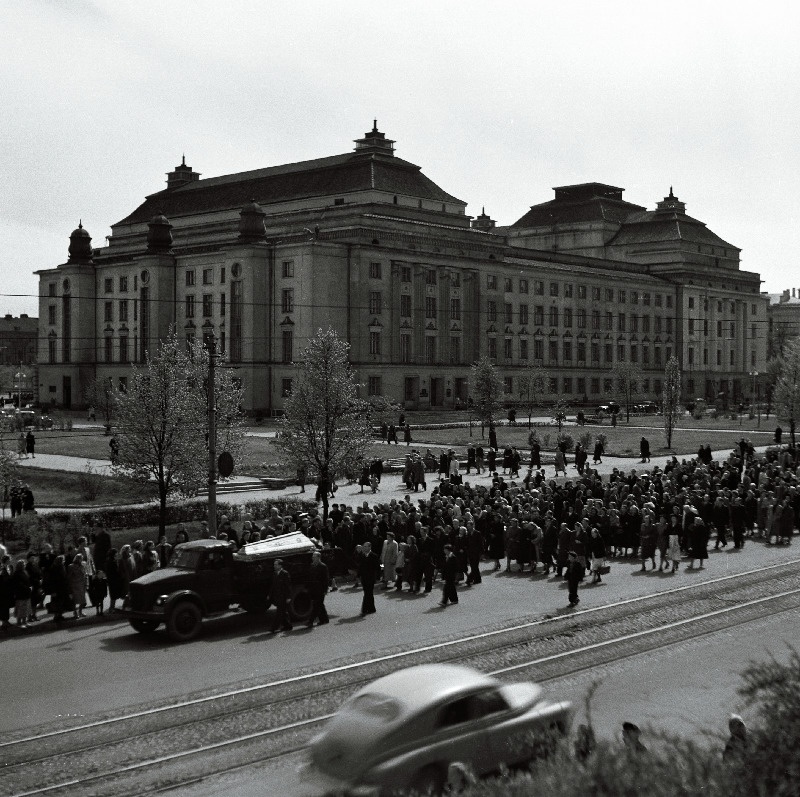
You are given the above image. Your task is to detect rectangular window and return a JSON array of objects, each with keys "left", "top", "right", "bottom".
[
  {"left": 282, "top": 330, "right": 293, "bottom": 363},
  {"left": 400, "top": 334, "right": 411, "bottom": 363},
  {"left": 502, "top": 337, "right": 512, "bottom": 359},
  {"left": 689, "top": 347, "right": 695, "bottom": 365},
  {"left": 48, "top": 283, "right": 56, "bottom": 297},
  {"left": 591, "top": 377, "right": 600, "bottom": 394},
  {"left": 504, "top": 278, "right": 513, "bottom": 293},
  {"left": 119, "top": 276, "right": 128, "bottom": 292},
  {"left": 369, "top": 262, "right": 382, "bottom": 279},
  {"left": 563, "top": 341, "right": 572, "bottom": 360},
  {"left": 186, "top": 270, "right": 195, "bottom": 287},
  {"left": 549, "top": 377, "right": 558, "bottom": 394},
  {"left": 688, "top": 296, "right": 695, "bottom": 309},
  {"left": 450, "top": 297, "right": 461, "bottom": 320},
  {"left": 450, "top": 272, "right": 461, "bottom": 287},
  {"left": 730, "top": 350, "right": 735, "bottom": 366},
  {"left": 369, "top": 291, "right": 382, "bottom": 315},
  {"left": 425, "top": 269, "right": 437, "bottom": 285},
  {"left": 642, "top": 316, "right": 650, "bottom": 333},
  {"left": 630, "top": 344, "right": 638, "bottom": 362},
  {"left": 504, "top": 303, "right": 513, "bottom": 324},
  {"left": 220, "top": 293, "right": 225, "bottom": 316},
  {"left": 425, "top": 337, "right": 436, "bottom": 364},
  {"left": 282, "top": 260, "right": 294, "bottom": 278},
  {"left": 534, "top": 339, "right": 543, "bottom": 360},
  {"left": 751, "top": 324, "right": 756, "bottom": 340},
  {"left": 519, "top": 278, "right": 529, "bottom": 293},
  {"left": 689, "top": 319, "right": 695, "bottom": 334},
  {"left": 519, "top": 304, "right": 529, "bottom": 324},
  {"left": 617, "top": 344, "right": 626, "bottom": 361},
  {"left": 534, "top": 305, "right": 544, "bottom": 325},
  {"left": 591, "top": 342, "right": 600, "bottom": 362},
  {"left": 666, "top": 295, "right": 673, "bottom": 308},
  {"left": 589, "top": 286, "right": 599, "bottom": 301},
  {"left": 618, "top": 290, "right": 626, "bottom": 303},
  {"left": 534, "top": 280, "right": 544, "bottom": 295},
  {"left": 605, "top": 312, "right": 613, "bottom": 331},
  {"left": 717, "top": 320, "right": 722, "bottom": 336},
  {"left": 282, "top": 288, "right": 294, "bottom": 313},
  {"left": 643, "top": 292, "right": 651, "bottom": 306},
  {"left": 504, "top": 377, "right": 513, "bottom": 394},
  {"left": 642, "top": 346, "right": 650, "bottom": 365},
  {"left": 281, "top": 378, "right": 293, "bottom": 398},
  {"left": 202, "top": 294, "right": 213, "bottom": 317},
  {"left": 655, "top": 316, "right": 662, "bottom": 333},
  {"left": 487, "top": 300, "right": 497, "bottom": 322},
  {"left": 104, "top": 278, "right": 113, "bottom": 293},
  {"left": 488, "top": 337, "right": 497, "bottom": 359},
  {"left": 450, "top": 336, "right": 461, "bottom": 363},
  {"left": 577, "top": 341, "right": 586, "bottom": 361},
  {"left": 48, "top": 337, "right": 56, "bottom": 363},
  {"left": 369, "top": 331, "right": 381, "bottom": 355},
  {"left": 119, "top": 376, "right": 127, "bottom": 393},
  {"left": 577, "top": 309, "right": 587, "bottom": 328},
  {"left": 631, "top": 291, "right": 639, "bottom": 305},
  {"left": 563, "top": 308, "right": 573, "bottom": 327},
  {"left": 425, "top": 296, "right": 437, "bottom": 319},
  {"left": 119, "top": 336, "right": 128, "bottom": 363},
  {"left": 577, "top": 377, "right": 586, "bottom": 394},
  {"left": 220, "top": 267, "right": 225, "bottom": 284},
  {"left": 401, "top": 266, "right": 411, "bottom": 282},
  {"left": 185, "top": 295, "right": 195, "bottom": 318},
  {"left": 687, "top": 378, "right": 695, "bottom": 395},
  {"left": 48, "top": 305, "right": 56, "bottom": 325},
  {"left": 564, "top": 283, "right": 574, "bottom": 298},
  {"left": 605, "top": 343, "right": 613, "bottom": 362},
  {"left": 548, "top": 306, "right": 559, "bottom": 326},
  {"left": 591, "top": 310, "right": 600, "bottom": 330},
  {"left": 703, "top": 348, "right": 709, "bottom": 365},
  {"left": 520, "top": 338, "right": 528, "bottom": 360},
  {"left": 618, "top": 313, "right": 626, "bottom": 332},
  {"left": 487, "top": 275, "right": 497, "bottom": 290},
  {"left": 368, "top": 376, "right": 382, "bottom": 396},
  {"left": 655, "top": 293, "right": 663, "bottom": 307},
  {"left": 666, "top": 317, "right": 673, "bottom": 334},
  {"left": 730, "top": 322, "right": 736, "bottom": 338},
  {"left": 104, "top": 301, "right": 113, "bottom": 322},
  {"left": 203, "top": 268, "right": 213, "bottom": 285},
  {"left": 631, "top": 315, "right": 639, "bottom": 333},
  {"left": 105, "top": 336, "right": 113, "bottom": 362},
  {"left": 401, "top": 294, "right": 412, "bottom": 317},
  {"left": 550, "top": 282, "right": 559, "bottom": 297},
  {"left": 577, "top": 285, "right": 587, "bottom": 299},
  {"left": 605, "top": 288, "right": 614, "bottom": 302},
  {"left": 666, "top": 346, "right": 672, "bottom": 361},
  {"left": 548, "top": 340, "right": 558, "bottom": 362},
  {"left": 604, "top": 378, "right": 613, "bottom": 393},
  {"left": 119, "top": 300, "right": 128, "bottom": 322},
  {"left": 563, "top": 377, "right": 573, "bottom": 393}
]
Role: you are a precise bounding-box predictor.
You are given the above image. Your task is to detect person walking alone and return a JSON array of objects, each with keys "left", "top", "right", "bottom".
[
  {"left": 356, "top": 541, "right": 380, "bottom": 616},
  {"left": 268, "top": 559, "right": 293, "bottom": 632},
  {"left": 439, "top": 544, "right": 459, "bottom": 606},
  {"left": 306, "top": 551, "right": 329, "bottom": 627},
  {"left": 566, "top": 550, "right": 584, "bottom": 607}
]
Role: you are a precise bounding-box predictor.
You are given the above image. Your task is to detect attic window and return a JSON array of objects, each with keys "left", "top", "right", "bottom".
[{"left": 334, "top": 198, "right": 344, "bottom": 206}]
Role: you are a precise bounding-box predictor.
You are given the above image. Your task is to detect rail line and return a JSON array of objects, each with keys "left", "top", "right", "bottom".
[{"left": 5, "top": 559, "right": 800, "bottom": 797}]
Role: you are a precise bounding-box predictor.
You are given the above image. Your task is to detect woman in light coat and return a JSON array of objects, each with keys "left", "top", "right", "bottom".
[
  {"left": 67, "top": 553, "right": 88, "bottom": 618},
  {"left": 380, "top": 532, "right": 399, "bottom": 588}
]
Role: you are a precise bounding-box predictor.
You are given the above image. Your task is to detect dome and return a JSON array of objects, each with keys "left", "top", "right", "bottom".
[
  {"left": 238, "top": 198, "right": 266, "bottom": 242},
  {"left": 67, "top": 221, "right": 93, "bottom": 264},
  {"left": 147, "top": 212, "right": 173, "bottom": 253}
]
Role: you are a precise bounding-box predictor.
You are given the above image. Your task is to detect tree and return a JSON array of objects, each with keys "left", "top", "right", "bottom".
[
  {"left": 0, "top": 417, "right": 18, "bottom": 539},
  {"left": 113, "top": 334, "right": 246, "bottom": 534},
  {"left": 612, "top": 361, "right": 642, "bottom": 423},
  {"left": 83, "top": 376, "right": 118, "bottom": 433},
  {"left": 662, "top": 355, "right": 681, "bottom": 449},
  {"left": 469, "top": 356, "right": 504, "bottom": 434},
  {"left": 276, "top": 328, "right": 373, "bottom": 485},
  {"left": 551, "top": 399, "right": 569, "bottom": 434},
  {"left": 764, "top": 355, "right": 783, "bottom": 419},
  {"left": 774, "top": 337, "right": 800, "bottom": 447},
  {"left": 518, "top": 363, "right": 548, "bottom": 428}
]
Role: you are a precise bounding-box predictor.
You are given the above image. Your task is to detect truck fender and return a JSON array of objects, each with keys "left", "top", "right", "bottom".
[{"left": 164, "top": 590, "right": 207, "bottom": 616}]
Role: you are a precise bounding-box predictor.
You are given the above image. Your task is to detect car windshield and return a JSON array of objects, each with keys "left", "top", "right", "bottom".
[
  {"left": 170, "top": 548, "right": 203, "bottom": 570},
  {"left": 347, "top": 693, "right": 402, "bottom": 722}
]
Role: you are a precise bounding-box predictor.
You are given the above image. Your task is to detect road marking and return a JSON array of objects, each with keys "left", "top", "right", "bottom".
[{"left": 4, "top": 556, "right": 799, "bottom": 748}]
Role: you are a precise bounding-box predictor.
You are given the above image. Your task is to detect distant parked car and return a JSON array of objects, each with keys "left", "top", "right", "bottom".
[
  {"left": 37, "top": 414, "right": 54, "bottom": 429},
  {"left": 301, "top": 663, "right": 572, "bottom": 796},
  {"left": 634, "top": 401, "right": 659, "bottom": 414},
  {"left": 596, "top": 401, "right": 620, "bottom": 416}
]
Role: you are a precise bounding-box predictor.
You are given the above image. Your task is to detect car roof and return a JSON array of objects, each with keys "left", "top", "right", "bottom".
[{"left": 352, "top": 664, "right": 497, "bottom": 715}]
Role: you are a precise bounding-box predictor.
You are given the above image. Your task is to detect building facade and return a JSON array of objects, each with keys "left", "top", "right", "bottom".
[
  {"left": 767, "top": 288, "right": 800, "bottom": 357},
  {"left": 36, "top": 126, "right": 768, "bottom": 411}
]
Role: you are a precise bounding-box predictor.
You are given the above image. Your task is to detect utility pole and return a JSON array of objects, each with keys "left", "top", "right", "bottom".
[{"left": 208, "top": 336, "right": 217, "bottom": 537}]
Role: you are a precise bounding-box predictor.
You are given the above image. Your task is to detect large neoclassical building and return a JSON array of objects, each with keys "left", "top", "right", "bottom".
[{"left": 36, "top": 124, "right": 768, "bottom": 412}]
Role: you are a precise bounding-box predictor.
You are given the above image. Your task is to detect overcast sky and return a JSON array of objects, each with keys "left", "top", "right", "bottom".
[{"left": 3, "top": 0, "right": 798, "bottom": 317}]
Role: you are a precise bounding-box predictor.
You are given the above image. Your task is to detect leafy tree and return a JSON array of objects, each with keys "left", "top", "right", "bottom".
[
  {"left": 365, "top": 394, "right": 402, "bottom": 428},
  {"left": 612, "top": 361, "right": 642, "bottom": 422},
  {"left": 764, "top": 355, "right": 783, "bottom": 419},
  {"left": 518, "top": 363, "right": 548, "bottom": 428},
  {"left": 276, "top": 328, "right": 373, "bottom": 486},
  {"left": 469, "top": 356, "right": 504, "bottom": 434},
  {"left": 774, "top": 336, "right": 800, "bottom": 446},
  {"left": 83, "top": 376, "right": 118, "bottom": 433},
  {"left": 113, "top": 334, "right": 246, "bottom": 534},
  {"left": 662, "top": 355, "right": 681, "bottom": 448},
  {"left": 551, "top": 398, "right": 569, "bottom": 435}
]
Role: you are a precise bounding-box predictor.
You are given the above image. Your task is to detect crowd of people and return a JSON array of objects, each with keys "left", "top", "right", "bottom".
[{"left": 2, "top": 430, "right": 798, "bottom": 631}]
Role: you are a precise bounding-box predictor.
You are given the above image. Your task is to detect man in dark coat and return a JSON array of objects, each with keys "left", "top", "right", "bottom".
[
  {"left": 93, "top": 527, "right": 112, "bottom": 571},
  {"left": 388, "top": 423, "right": 398, "bottom": 445},
  {"left": 307, "top": 550, "right": 330, "bottom": 627},
  {"left": 356, "top": 541, "right": 381, "bottom": 616},
  {"left": 439, "top": 544, "right": 459, "bottom": 606},
  {"left": 21, "top": 485, "right": 34, "bottom": 512},
  {"left": 530, "top": 440, "right": 541, "bottom": 469},
  {"left": 640, "top": 437, "right": 650, "bottom": 463},
  {"left": 566, "top": 550, "right": 584, "bottom": 606},
  {"left": 25, "top": 430, "right": 35, "bottom": 458},
  {"left": 465, "top": 522, "right": 483, "bottom": 585},
  {"left": 466, "top": 445, "right": 476, "bottom": 474},
  {"left": 268, "top": 559, "right": 293, "bottom": 632}
]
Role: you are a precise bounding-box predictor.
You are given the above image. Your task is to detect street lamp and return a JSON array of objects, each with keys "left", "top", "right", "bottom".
[
  {"left": 749, "top": 370, "right": 759, "bottom": 426},
  {"left": 14, "top": 369, "right": 24, "bottom": 409}
]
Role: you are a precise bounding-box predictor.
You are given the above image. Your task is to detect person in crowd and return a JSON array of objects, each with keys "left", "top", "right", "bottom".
[
  {"left": 109, "top": 436, "right": 120, "bottom": 464},
  {"left": 403, "top": 423, "right": 412, "bottom": 446},
  {"left": 89, "top": 570, "right": 108, "bottom": 615},
  {"left": 119, "top": 544, "right": 138, "bottom": 595},
  {"left": 622, "top": 722, "right": 647, "bottom": 754},
  {"left": 566, "top": 550, "right": 584, "bottom": 607},
  {"left": 105, "top": 549, "right": 124, "bottom": 612},
  {"left": 156, "top": 535, "right": 173, "bottom": 568},
  {"left": 475, "top": 444, "right": 485, "bottom": 474},
  {"left": 356, "top": 541, "right": 381, "bottom": 616},
  {"left": 17, "top": 432, "right": 27, "bottom": 459},
  {"left": 48, "top": 555, "right": 69, "bottom": 623},
  {"left": 9, "top": 481, "right": 22, "bottom": 518},
  {"left": 1, "top": 554, "right": 15, "bottom": 631},
  {"left": 67, "top": 552, "right": 88, "bottom": 618},
  {"left": 11, "top": 559, "right": 32, "bottom": 628},
  {"left": 268, "top": 558, "right": 293, "bottom": 632},
  {"left": 687, "top": 516, "right": 709, "bottom": 569},
  {"left": 439, "top": 544, "right": 459, "bottom": 606},
  {"left": 588, "top": 527, "right": 606, "bottom": 584},
  {"left": 723, "top": 714, "right": 748, "bottom": 761},
  {"left": 359, "top": 464, "right": 371, "bottom": 493},
  {"left": 142, "top": 541, "right": 159, "bottom": 574},
  {"left": 93, "top": 527, "right": 112, "bottom": 572},
  {"left": 21, "top": 484, "right": 34, "bottom": 513},
  {"left": 380, "top": 531, "right": 399, "bottom": 588},
  {"left": 306, "top": 550, "right": 329, "bottom": 627}
]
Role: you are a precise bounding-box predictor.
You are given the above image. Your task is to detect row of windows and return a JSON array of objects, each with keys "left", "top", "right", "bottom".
[
  {"left": 687, "top": 319, "right": 751, "bottom": 338},
  {"left": 688, "top": 347, "right": 755, "bottom": 367},
  {"left": 184, "top": 294, "right": 227, "bottom": 319},
  {"left": 687, "top": 297, "right": 760, "bottom": 316}
]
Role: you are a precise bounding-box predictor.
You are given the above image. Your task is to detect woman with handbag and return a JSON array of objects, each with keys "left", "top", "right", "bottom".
[{"left": 589, "top": 527, "right": 606, "bottom": 584}]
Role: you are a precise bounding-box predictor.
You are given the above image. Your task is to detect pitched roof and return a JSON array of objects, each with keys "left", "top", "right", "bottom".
[
  {"left": 609, "top": 210, "right": 739, "bottom": 250},
  {"left": 115, "top": 152, "right": 465, "bottom": 226}
]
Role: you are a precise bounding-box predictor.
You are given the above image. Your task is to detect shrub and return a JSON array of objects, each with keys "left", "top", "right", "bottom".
[
  {"left": 579, "top": 431, "right": 593, "bottom": 449},
  {"left": 541, "top": 434, "right": 551, "bottom": 449},
  {"left": 557, "top": 433, "right": 574, "bottom": 452},
  {"left": 78, "top": 462, "right": 101, "bottom": 501}
]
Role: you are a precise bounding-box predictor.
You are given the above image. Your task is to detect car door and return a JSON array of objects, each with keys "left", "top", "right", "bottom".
[{"left": 196, "top": 550, "right": 233, "bottom": 612}]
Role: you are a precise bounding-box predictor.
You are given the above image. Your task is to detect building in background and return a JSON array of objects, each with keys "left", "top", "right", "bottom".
[
  {"left": 767, "top": 288, "right": 800, "bottom": 357},
  {"left": 36, "top": 125, "right": 768, "bottom": 411}
]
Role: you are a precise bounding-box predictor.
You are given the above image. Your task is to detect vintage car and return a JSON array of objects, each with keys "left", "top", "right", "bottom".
[{"left": 300, "top": 663, "right": 572, "bottom": 796}]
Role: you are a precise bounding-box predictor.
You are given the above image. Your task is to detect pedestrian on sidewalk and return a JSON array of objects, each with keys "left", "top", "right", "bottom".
[
  {"left": 639, "top": 436, "right": 650, "bottom": 463},
  {"left": 17, "top": 432, "right": 26, "bottom": 459},
  {"left": 439, "top": 544, "right": 459, "bottom": 606},
  {"left": 25, "top": 430, "right": 35, "bottom": 458},
  {"left": 566, "top": 551, "right": 584, "bottom": 606}
]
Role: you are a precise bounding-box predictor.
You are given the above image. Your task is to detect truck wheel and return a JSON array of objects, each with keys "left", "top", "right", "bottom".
[
  {"left": 167, "top": 601, "right": 202, "bottom": 642},
  {"left": 130, "top": 619, "right": 160, "bottom": 634},
  {"left": 289, "top": 585, "right": 313, "bottom": 623}
]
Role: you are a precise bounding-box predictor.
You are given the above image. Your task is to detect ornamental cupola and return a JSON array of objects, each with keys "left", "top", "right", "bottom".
[
  {"left": 147, "top": 212, "right": 174, "bottom": 253},
  {"left": 67, "top": 221, "right": 93, "bottom": 264},
  {"left": 471, "top": 207, "right": 496, "bottom": 231},
  {"left": 238, "top": 199, "right": 267, "bottom": 242},
  {"left": 166, "top": 155, "right": 200, "bottom": 189},
  {"left": 654, "top": 186, "right": 686, "bottom": 215},
  {"left": 353, "top": 120, "right": 395, "bottom": 156}
]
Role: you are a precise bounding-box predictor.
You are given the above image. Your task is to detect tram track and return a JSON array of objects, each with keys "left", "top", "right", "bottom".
[{"left": 5, "top": 558, "right": 800, "bottom": 797}]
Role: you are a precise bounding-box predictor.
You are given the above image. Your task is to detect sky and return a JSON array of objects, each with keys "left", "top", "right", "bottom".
[{"left": 3, "top": 0, "right": 799, "bottom": 317}]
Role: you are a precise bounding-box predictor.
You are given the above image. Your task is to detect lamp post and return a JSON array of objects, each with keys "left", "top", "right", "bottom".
[
  {"left": 749, "top": 370, "right": 759, "bottom": 426},
  {"left": 14, "top": 368, "right": 24, "bottom": 409}
]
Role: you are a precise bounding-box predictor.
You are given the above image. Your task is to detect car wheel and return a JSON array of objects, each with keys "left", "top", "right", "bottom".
[
  {"left": 130, "top": 618, "right": 160, "bottom": 634},
  {"left": 408, "top": 765, "right": 445, "bottom": 796},
  {"left": 289, "top": 585, "right": 313, "bottom": 623},
  {"left": 166, "top": 601, "right": 202, "bottom": 642}
]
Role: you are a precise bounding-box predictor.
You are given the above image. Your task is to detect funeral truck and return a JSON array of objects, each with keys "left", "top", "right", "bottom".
[{"left": 121, "top": 533, "right": 318, "bottom": 642}]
